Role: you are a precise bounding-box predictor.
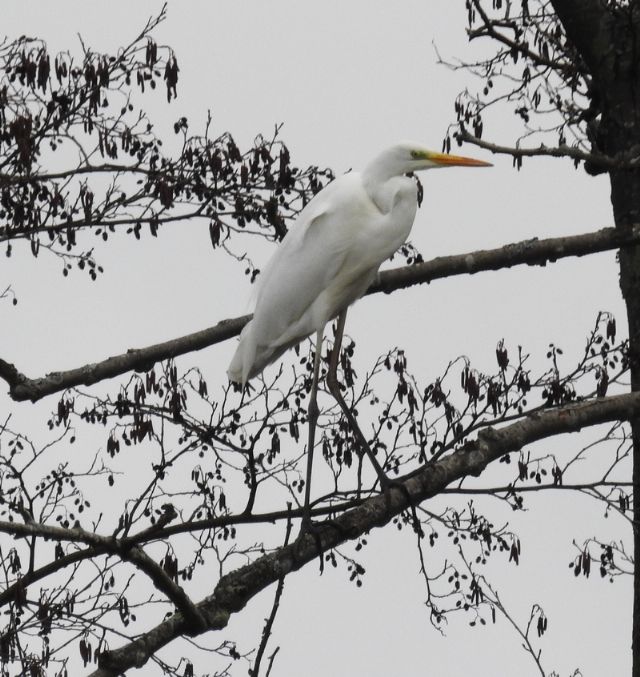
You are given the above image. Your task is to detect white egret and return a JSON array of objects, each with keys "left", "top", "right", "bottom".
[{"left": 228, "top": 142, "right": 491, "bottom": 526}]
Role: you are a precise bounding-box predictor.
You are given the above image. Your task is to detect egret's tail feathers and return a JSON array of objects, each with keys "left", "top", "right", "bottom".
[
  {"left": 227, "top": 322, "right": 256, "bottom": 386},
  {"left": 227, "top": 344, "right": 291, "bottom": 385},
  {"left": 227, "top": 321, "right": 300, "bottom": 385},
  {"left": 226, "top": 358, "right": 245, "bottom": 386}
]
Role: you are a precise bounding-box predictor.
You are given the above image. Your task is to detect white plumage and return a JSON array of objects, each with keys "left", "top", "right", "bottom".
[{"left": 228, "top": 143, "right": 490, "bottom": 384}]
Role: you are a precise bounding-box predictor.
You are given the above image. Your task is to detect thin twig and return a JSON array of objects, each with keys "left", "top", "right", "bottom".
[{"left": 250, "top": 508, "right": 292, "bottom": 677}]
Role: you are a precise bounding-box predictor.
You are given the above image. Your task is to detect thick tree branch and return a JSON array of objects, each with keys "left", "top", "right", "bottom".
[
  {"left": 2, "top": 224, "right": 639, "bottom": 403},
  {"left": 88, "top": 391, "right": 640, "bottom": 676},
  {"left": 0, "top": 316, "right": 248, "bottom": 402},
  {"left": 369, "top": 224, "right": 640, "bottom": 293}
]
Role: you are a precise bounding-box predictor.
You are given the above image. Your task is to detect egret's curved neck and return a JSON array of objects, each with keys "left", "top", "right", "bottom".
[
  {"left": 361, "top": 148, "right": 411, "bottom": 210},
  {"left": 362, "top": 156, "right": 406, "bottom": 213},
  {"left": 363, "top": 150, "right": 400, "bottom": 189}
]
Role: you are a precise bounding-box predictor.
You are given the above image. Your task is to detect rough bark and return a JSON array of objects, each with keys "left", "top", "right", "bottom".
[{"left": 1, "top": 224, "right": 636, "bottom": 402}]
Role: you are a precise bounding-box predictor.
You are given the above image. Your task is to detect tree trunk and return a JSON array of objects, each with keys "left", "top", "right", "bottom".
[
  {"left": 601, "top": 16, "right": 640, "bottom": 673},
  {"left": 548, "top": 3, "right": 640, "bottom": 670},
  {"left": 611, "top": 168, "right": 640, "bottom": 676}
]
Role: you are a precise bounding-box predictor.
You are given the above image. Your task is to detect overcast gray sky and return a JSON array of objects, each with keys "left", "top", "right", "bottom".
[{"left": 0, "top": 2, "right": 630, "bottom": 675}]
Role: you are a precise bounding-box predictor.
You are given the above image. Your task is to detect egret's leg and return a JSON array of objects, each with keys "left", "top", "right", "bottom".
[
  {"left": 301, "top": 328, "right": 324, "bottom": 531},
  {"left": 326, "top": 310, "right": 389, "bottom": 488},
  {"left": 326, "top": 312, "right": 420, "bottom": 534}
]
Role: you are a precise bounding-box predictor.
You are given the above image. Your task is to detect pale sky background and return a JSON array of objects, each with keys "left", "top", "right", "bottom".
[{"left": 0, "top": 2, "right": 630, "bottom": 676}]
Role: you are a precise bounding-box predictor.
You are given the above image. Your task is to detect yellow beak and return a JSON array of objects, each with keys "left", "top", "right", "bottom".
[{"left": 428, "top": 152, "right": 492, "bottom": 167}]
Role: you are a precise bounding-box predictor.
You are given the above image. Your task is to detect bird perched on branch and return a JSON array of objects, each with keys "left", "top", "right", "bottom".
[
  {"left": 227, "top": 142, "right": 491, "bottom": 526},
  {"left": 228, "top": 143, "right": 490, "bottom": 384}
]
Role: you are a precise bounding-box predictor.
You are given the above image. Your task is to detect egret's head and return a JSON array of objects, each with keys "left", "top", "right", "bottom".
[{"left": 366, "top": 143, "right": 492, "bottom": 180}]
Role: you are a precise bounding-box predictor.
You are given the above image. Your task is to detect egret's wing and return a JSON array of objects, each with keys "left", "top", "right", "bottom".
[
  {"left": 251, "top": 206, "right": 350, "bottom": 347},
  {"left": 228, "top": 173, "right": 373, "bottom": 383},
  {"left": 254, "top": 177, "right": 348, "bottom": 302}
]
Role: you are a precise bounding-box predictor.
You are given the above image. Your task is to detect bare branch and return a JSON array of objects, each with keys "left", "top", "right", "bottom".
[
  {"left": 469, "top": 0, "right": 573, "bottom": 73},
  {"left": 2, "top": 224, "right": 637, "bottom": 402},
  {"left": 458, "top": 129, "right": 640, "bottom": 169}
]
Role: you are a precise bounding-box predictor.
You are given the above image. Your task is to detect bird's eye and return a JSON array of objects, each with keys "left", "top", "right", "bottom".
[{"left": 410, "top": 150, "right": 420, "bottom": 159}]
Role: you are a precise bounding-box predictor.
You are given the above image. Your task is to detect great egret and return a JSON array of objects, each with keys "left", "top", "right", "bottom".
[{"left": 228, "top": 142, "right": 491, "bottom": 526}]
